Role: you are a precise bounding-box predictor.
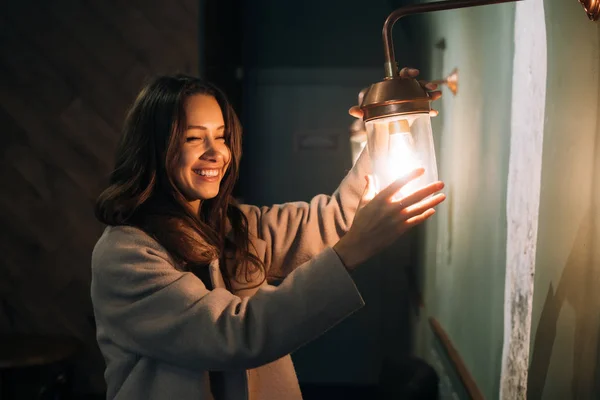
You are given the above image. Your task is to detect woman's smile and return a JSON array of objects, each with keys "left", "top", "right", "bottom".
[{"left": 192, "top": 168, "right": 222, "bottom": 183}]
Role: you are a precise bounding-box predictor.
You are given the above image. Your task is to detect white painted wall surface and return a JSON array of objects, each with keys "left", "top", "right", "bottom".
[{"left": 500, "top": 1, "right": 547, "bottom": 398}]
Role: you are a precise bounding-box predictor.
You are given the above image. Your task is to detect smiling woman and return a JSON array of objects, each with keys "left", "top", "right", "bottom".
[
  {"left": 94, "top": 75, "right": 256, "bottom": 287},
  {"left": 176, "top": 94, "right": 231, "bottom": 211},
  {"left": 90, "top": 73, "right": 445, "bottom": 400}
]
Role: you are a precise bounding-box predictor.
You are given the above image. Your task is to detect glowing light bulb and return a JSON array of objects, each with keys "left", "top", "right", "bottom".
[
  {"left": 366, "top": 114, "right": 437, "bottom": 202},
  {"left": 388, "top": 119, "right": 422, "bottom": 200}
]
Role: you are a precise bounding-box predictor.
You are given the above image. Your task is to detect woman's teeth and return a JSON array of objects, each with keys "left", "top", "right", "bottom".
[{"left": 194, "top": 169, "right": 219, "bottom": 177}]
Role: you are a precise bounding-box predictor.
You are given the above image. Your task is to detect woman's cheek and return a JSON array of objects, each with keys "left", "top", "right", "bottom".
[{"left": 223, "top": 145, "right": 232, "bottom": 166}]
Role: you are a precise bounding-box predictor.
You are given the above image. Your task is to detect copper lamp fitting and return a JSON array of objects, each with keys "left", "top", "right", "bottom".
[
  {"left": 361, "top": 0, "right": 522, "bottom": 122},
  {"left": 579, "top": 0, "right": 600, "bottom": 20}
]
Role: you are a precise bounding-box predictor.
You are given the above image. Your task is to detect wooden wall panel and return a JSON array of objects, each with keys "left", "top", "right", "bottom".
[
  {"left": 0, "top": 0, "right": 199, "bottom": 395},
  {"left": 87, "top": 0, "right": 192, "bottom": 76}
]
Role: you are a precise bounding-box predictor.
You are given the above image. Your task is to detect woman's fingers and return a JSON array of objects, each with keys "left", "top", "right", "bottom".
[
  {"left": 376, "top": 168, "right": 425, "bottom": 203},
  {"left": 428, "top": 91, "right": 443, "bottom": 101},
  {"left": 399, "top": 67, "right": 420, "bottom": 78},
  {"left": 418, "top": 79, "right": 442, "bottom": 111},
  {"left": 392, "top": 181, "right": 445, "bottom": 211},
  {"left": 349, "top": 106, "right": 363, "bottom": 119},
  {"left": 421, "top": 81, "right": 438, "bottom": 91},
  {"left": 399, "top": 193, "right": 446, "bottom": 221},
  {"left": 404, "top": 208, "right": 436, "bottom": 227},
  {"left": 418, "top": 80, "right": 441, "bottom": 97}
]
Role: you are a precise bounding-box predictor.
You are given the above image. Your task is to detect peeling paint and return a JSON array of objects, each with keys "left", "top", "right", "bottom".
[{"left": 500, "top": 0, "right": 547, "bottom": 398}]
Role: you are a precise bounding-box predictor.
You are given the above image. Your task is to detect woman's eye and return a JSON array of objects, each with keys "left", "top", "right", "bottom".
[
  {"left": 186, "top": 137, "right": 202, "bottom": 142},
  {"left": 215, "top": 136, "right": 226, "bottom": 142}
]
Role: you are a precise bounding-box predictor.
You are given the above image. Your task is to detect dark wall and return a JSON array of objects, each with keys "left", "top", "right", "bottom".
[
  {"left": 232, "top": 0, "right": 424, "bottom": 386},
  {"left": 0, "top": 0, "right": 199, "bottom": 395},
  {"left": 238, "top": 0, "right": 421, "bottom": 206},
  {"left": 202, "top": 0, "right": 425, "bottom": 203},
  {"left": 243, "top": 0, "right": 392, "bottom": 69}
]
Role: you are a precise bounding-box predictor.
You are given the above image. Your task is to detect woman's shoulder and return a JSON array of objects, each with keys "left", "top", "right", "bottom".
[
  {"left": 96, "top": 224, "right": 157, "bottom": 247},
  {"left": 92, "top": 225, "right": 173, "bottom": 268}
]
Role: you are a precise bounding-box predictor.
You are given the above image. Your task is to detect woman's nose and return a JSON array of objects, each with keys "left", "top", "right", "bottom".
[{"left": 200, "top": 140, "right": 224, "bottom": 161}]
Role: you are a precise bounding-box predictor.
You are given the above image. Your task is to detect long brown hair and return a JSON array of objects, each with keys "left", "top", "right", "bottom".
[{"left": 95, "top": 74, "right": 264, "bottom": 289}]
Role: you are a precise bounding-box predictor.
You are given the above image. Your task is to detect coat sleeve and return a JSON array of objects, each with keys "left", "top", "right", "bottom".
[
  {"left": 91, "top": 226, "right": 364, "bottom": 372},
  {"left": 240, "top": 147, "right": 371, "bottom": 279}
]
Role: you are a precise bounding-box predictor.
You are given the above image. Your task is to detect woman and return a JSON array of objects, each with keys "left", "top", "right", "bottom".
[{"left": 91, "top": 70, "right": 445, "bottom": 400}]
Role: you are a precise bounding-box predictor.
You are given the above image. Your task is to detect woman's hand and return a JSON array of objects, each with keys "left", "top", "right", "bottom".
[
  {"left": 333, "top": 168, "right": 445, "bottom": 271},
  {"left": 349, "top": 67, "right": 442, "bottom": 119}
]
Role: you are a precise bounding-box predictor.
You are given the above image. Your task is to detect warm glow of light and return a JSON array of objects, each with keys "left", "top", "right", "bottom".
[
  {"left": 388, "top": 134, "right": 419, "bottom": 178},
  {"left": 387, "top": 122, "right": 422, "bottom": 200},
  {"left": 366, "top": 113, "right": 437, "bottom": 202}
]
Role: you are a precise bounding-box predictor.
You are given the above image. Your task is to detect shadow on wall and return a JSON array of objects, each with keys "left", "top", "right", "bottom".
[{"left": 528, "top": 208, "right": 600, "bottom": 399}]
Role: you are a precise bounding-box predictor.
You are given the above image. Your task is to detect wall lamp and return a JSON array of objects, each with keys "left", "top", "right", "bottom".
[
  {"left": 349, "top": 68, "right": 458, "bottom": 167},
  {"left": 579, "top": 0, "right": 600, "bottom": 20},
  {"left": 360, "top": 0, "right": 522, "bottom": 198}
]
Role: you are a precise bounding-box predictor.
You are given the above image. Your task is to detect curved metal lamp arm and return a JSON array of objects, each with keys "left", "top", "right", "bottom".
[{"left": 383, "top": 0, "right": 522, "bottom": 78}]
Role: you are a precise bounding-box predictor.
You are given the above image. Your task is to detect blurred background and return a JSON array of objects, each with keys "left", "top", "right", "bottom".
[{"left": 1, "top": 0, "right": 600, "bottom": 399}]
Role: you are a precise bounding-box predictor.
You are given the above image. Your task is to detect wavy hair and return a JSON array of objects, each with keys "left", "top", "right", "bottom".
[{"left": 95, "top": 74, "right": 264, "bottom": 289}]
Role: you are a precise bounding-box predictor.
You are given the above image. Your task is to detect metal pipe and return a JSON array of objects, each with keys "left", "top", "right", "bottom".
[{"left": 383, "top": 0, "right": 522, "bottom": 78}]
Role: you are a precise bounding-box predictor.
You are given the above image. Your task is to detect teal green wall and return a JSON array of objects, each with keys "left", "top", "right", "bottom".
[
  {"left": 528, "top": 0, "right": 600, "bottom": 398},
  {"left": 415, "top": 0, "right": 600, "bottom": 398},
  {"left": 414, "top": 4, "right": 516, "bottom": 399}
]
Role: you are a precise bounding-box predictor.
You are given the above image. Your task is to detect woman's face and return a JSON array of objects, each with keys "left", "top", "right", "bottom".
[{"left": 174, "top": 94, "right": 231, "bottom": 210}]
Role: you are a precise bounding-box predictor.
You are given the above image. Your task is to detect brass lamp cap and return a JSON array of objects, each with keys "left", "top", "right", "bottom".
[
  {"left": 360, "top": 77, "right": 431, "bottom": 122},
  {"left": 580, "top": 0, "right": 600, "bottom": 20}
]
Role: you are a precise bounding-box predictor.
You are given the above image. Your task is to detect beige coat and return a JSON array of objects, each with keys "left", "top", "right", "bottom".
[{"left": 91, "top": 150, "right": 370, "bottom": 400}]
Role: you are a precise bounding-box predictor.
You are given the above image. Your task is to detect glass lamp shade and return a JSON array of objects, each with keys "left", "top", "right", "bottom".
[{"left": 365, "top": 113, "right": 438, "bottom": 201}]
